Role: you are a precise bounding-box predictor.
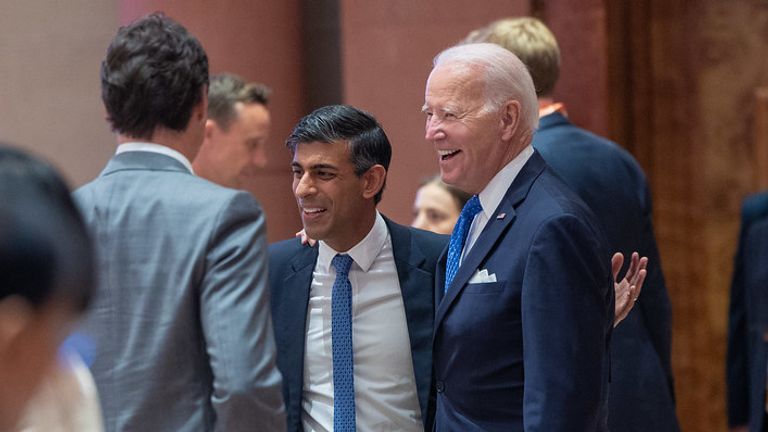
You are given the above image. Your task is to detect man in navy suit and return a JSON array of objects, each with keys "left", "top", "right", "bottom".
[
  {"left": 727, "top": 193, "right": 768, "bottom": 432},
  {"left": 269, "top": 105, "right": 446, "bottom": 431},
  {"left": 424, "top": 43, "right": 613, "bottom": 430},
  {"left": 467, "top": 17, "right": 679, "bottom": 431}
]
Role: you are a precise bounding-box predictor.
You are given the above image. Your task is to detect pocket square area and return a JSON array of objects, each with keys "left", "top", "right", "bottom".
[{"left": 468, "top": 268, "right": 497, "bottom": 284}]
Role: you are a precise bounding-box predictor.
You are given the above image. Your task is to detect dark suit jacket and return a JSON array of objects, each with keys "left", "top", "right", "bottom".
[
  {"left": 433, "top": 151, "right": 613, "bottom": 431},
  {"left": 727, "top": 192, "right": 768, "bottom": 431},
  {"left": 533, "top": 112, "right": 679, "bottom": 431},
  {"left": 269, "top": 218, "right": 447, "bottom": 431},
  {"left": 74, "top": 151, "right": 285, "bottom": 431}
]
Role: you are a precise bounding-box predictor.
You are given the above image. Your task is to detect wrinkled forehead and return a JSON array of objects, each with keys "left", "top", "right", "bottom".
[{"left": 425, "top": 63, "right": 486, "bottom": 105}]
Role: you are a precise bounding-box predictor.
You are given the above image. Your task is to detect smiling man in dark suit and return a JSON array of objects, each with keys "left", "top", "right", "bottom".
[
  {"left": 424, "top": 43, "right": 613, "bottom": 431},
  {"left": 269, "top": 105, "right": 446, "bottom": 432},
  {"left": 466, "top": 17, "right": 679, "bottom": 432}
]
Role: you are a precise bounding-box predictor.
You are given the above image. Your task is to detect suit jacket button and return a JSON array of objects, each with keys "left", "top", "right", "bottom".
[{"left": 436, "top": 380, "right": 445, "bottom": 393}]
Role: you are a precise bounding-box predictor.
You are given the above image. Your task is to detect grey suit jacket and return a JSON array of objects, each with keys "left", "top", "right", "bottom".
[{"left": 74, "top": 151, "right": 286, "bottom": 432}]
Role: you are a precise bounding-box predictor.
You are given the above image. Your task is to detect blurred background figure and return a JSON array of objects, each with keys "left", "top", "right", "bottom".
[
  {"left": 193, "top": 73, "right": 272, "bottom": 189},
  {"left": 466, "top": 17, "right": 678, "bottom": 432},
  {"left": 0, "top": 145, "right": 98, "bottom": 431},
  {"left": 727, "top": 193, "right": 768, "bottom": 432},
  {"left": 411, "top": 174, "right": 470, "bottom": 235}
]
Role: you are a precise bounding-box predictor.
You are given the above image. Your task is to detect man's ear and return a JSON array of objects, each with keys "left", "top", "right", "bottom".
[
  {"left": 204, "top": 119, "right": 217, "bottom": 141},
  {"left": 361, "top": 165, "right": 387, "bottom": 200},
  {"left": 500, "top": 99, "right": 522, "bottom": 142},
  {"left": 0, "top": 297, "right": 33, "bottom": 355}
]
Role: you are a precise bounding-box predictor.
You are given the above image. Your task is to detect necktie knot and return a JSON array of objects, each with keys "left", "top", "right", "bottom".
[
  {"left": 332, "top": 254, "right": 354, "bottom": 277},
  {"left": 462, "top": 195, "right": 482, "bottom": 220}
]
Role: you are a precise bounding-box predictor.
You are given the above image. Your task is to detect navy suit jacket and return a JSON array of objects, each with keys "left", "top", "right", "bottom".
[
  {"left": 269, "top": 218, "right": 447, "bottom": 431},
  {"left": 433, "top": 151, "right": 613, "bottom": 431},
  {"left": 533, "top": 112, "right": 679, "bottom": 431},
  {"left": 727, "top": 192, "right": 768, "bottom": 431}
]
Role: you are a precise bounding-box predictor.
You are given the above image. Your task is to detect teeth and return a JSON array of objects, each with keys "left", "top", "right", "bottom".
[
  {"left": 303, "top": 208, "right": 325, "bottom": 214},
  {"left": 438, "top": 149, "right": 459, "bottom": 156}
]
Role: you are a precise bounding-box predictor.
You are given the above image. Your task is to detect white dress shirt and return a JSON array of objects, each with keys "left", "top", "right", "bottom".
[
  {"left": 116, "top": 142, "right": 195, "bottom": 174},
  {"left": 302, "top": 212, "right": 423, "bottom": 432},
  {"left": 462, "top": 144, "right": 534, "bottom": 261}
]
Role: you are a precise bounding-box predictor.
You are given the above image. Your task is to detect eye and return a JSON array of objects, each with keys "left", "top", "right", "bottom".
[
  {"left": 426, "top": 209, "right": 447, "bottom": 223},
  {"left": 291, "top": 167, "right": 303, "bottom": 178},
  {"left": 317, "top": 170, "right": 335, "bottom": 180}
]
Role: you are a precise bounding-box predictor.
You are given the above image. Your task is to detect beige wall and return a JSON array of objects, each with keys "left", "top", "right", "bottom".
[{"left": 0, "top": 1, "right": 117, "bottom": 187}]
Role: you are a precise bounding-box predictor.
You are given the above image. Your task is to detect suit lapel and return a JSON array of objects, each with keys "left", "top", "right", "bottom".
[
  {"left": 385, "top": 218, "right": 434, "bottom": 423},
  {"left": 276, "top": 242, "right": 317, "bottom": 422},
  {"left": 434, "top": 152, "right": 547, "bottom": 331}
]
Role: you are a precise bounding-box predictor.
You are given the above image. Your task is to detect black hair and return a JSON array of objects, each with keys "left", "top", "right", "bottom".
[
  {"left": 100, "top": 13, "right": 209, "bottom": 139},
  {"left": 285, "top": 105, "right": 391, "bottom": 203},
  {"left": 0, "top": 145, "right": 94, "bottom": 312}
]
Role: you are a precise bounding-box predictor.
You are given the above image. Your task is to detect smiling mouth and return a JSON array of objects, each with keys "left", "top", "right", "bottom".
[
  {"left": 302, "top": 207, "right": 327, "bottom": 215},
  {"left": 438, "top": 149, "right": 460, "bottom": 161}
]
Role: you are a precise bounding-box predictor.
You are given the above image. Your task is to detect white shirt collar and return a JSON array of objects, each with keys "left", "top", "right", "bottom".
[
  {"left": 116, "top": 142, "right": 195, "bottom": 174},
  {"left": 477, "top": 144, "right": 534, "bottom": 217},
  {"left": 318, "top": 211, "right": 387, "bottom": 273}
]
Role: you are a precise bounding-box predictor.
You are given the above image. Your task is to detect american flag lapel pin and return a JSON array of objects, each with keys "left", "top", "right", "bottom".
[{"left": 496, "top": 213, "right": 506, "bottom": 219}]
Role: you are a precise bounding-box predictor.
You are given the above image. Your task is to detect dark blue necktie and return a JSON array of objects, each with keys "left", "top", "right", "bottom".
[
  {"left": 331, "top": 254, "right": 356, "bottom": 431},
  {"left": 445, "top": 195, "right": 482, "bottom": 293}
]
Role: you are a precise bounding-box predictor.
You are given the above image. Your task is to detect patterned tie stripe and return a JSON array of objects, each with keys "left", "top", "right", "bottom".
[
  {"left": 444, "top": 195, "right": 482, "bottom": 293},
  {"left": 331, "top": 253, "right": 356, "bottom": 431}
]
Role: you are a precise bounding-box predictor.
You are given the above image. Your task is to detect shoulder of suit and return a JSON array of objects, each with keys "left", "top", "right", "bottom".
[
  {"left": 268, "top": 237, "right": 307, "bottom": 261},
  {"left": 741, "top": 192, "right": 768, "bottom": 225}
]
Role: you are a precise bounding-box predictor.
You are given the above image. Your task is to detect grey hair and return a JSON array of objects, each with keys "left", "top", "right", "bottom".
[{"left": 433, "top": 42, "right": 539, "bottom": 134}]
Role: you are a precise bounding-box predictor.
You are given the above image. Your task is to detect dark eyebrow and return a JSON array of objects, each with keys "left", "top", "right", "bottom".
[{"left": 290, "top": 161, "right": 339, "bottom": 172}]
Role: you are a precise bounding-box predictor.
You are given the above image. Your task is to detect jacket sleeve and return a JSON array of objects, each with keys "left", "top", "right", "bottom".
[
  {"left": 522, "top": 214, "right": 613, "bottom": 431},
  {"left": 200, "top": 191, "right": 287, "bottom": 432},
  {"left": 636, "top": 183, "right": 676, "bottom": 400}
]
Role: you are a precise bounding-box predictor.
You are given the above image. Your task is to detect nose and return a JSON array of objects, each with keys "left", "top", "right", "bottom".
[
  {"left": 294, "top": 173, "right": 315, "bottom": 199},
  {"left": 425, "top": 116, "right": 445, "bottom": 141}
]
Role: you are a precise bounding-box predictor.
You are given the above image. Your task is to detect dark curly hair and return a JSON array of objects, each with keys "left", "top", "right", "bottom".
[{"left": 101, "top": 13, "right": 209, "bottom": 139}]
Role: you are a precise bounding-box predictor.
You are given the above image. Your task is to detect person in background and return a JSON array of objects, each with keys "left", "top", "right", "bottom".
[
  {"left": 0, "top": 145, "right": 96, "bottom": 431},
  {"left": 193, "top": 73, "right": 272, "bottom": 189},
  {"left": 74, "top": 14, "right": 284, "bottom": 431},
  {"left": 466, "top": 18, "right": 679, "bottom": 432},
  {"left": 727, "top": 192, "right": 768, "bottom": 432},
  {"left": 412, "top": 175, "right": 470, "bottom": 235}
]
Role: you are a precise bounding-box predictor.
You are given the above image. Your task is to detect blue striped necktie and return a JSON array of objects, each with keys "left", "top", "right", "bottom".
[
  {"left": 331, "top": 254, "right": 356, "bottom": 431},
  {"left": 444, "top": 195, "right": 482, "bottom": 293}
]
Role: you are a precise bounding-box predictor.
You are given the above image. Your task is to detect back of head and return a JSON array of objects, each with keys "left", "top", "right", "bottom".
[
  {"left": 286, "top": 104, "right": 392, "bottom": 203},
  {"left": 207, "top": 73, "right": 271, "bottom": 131},
  {"left": 0, "top": 145, "right": 94, "bottom": 312},
  {"left": 433, "top": 42, "right": 539, "bottom": 136},
  {"left": 101, "top": 13, "right": 209, "bottom": 139},
  {"left": 464, "top": 17, "right": 560, "bottom": 97}
]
